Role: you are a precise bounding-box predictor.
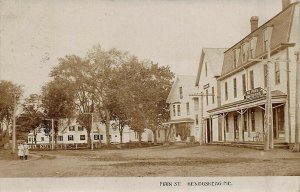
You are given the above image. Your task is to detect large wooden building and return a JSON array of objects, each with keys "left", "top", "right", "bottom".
[
  {"left": 207, "top": 0, "right": 300, "bottom": 145},
  {"left": 164, "top": 0, "right": 299, "bottom": 148}
]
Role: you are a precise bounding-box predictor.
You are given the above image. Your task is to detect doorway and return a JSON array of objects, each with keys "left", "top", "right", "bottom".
[
  {"left": 206, "top": 118, "right": 213, "bottom": 143},
  {"left": 273, "top": 105, "right": 285, "bottom": 140}
]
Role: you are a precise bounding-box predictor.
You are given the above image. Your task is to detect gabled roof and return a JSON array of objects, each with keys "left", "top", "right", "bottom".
[
  {"left": 221, "top": 2, "right": 297, "bottom": 77},
  {"left": 166, "top": 75, "right": 196, "bottom": 103},
  {"left": 195, "top": 48, "right": 227, "bottom": 86}
]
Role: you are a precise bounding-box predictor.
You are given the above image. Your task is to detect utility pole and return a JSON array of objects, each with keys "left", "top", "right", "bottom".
[
  {"left": 51, "top": 119, "right": 54, "bottom": 150},
  {"left": 250, "top": 32, "right": 294, "bottom": 150},
  {"left": 264, "top": 36, "right": 273, "bottom": 150},
  {"left": 12, "top": 93, "right": 17, "bottom": 153},
  {"left": 91, "top": 113, "right": 94, "bottom": 150},
  {"left": 250, "top": 29, "right": 273, "bottom": 150},
  {"left": 294, "top": 51, "right": 300, "bottom": 152},
  {"left": 200, "top": 94, "right": 204, "bottom": 145}
]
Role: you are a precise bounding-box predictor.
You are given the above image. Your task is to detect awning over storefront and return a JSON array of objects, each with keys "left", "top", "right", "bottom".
[
  {"left": 163, "top": 118, "right": 194, "bottom": 125},
  {"left": 208, "top": 91, "right": 287, "bottom": 116}
]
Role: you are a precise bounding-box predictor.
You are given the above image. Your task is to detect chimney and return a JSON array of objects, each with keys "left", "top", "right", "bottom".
[
  {"left": 282, "top": 0, "right": 291, "bottom": 10},
  {"left": 250, "top": 16, "right": 259, "bottom": 32}
]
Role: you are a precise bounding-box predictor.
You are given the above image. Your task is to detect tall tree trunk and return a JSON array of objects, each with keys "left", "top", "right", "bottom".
[
  {"left": 97, "top": 127, "right": 102, "bottom": 148},
  {"left": 87, "top": 129, "right": 91, "bottom": 148},
  {"left": 34, "top": 130, "right": 37, "bottom": 145},
  {"left": 105, "top": 109, "right": 110, "bottom": 145},
  {"left": 138, "top": 131, "right": 142, "bottom": 147},
  {"left": 55, "top": 131, "right": 58, "bottom": 145},
  {"left": 119, "top": 124, "right": 123, "bottom": 144},
  {"left": 153, "top": 129, "right": 157, "bottom": 145}
]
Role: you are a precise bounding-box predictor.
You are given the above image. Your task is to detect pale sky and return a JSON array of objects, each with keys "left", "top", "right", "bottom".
[{"left": 0, "top": 0, "right": 282, "bottom": 96}]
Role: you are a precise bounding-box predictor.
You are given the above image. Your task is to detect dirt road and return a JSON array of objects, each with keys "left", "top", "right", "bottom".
[{"left": 0, "top": 144, "right": 299, "bottom": 177}]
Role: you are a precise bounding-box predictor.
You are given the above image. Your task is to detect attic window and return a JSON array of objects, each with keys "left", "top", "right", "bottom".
[{"left": 179, "top": 87, "right": 183, "bottom": 99}]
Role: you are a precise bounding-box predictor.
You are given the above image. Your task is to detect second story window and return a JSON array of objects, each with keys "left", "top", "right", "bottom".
[
  {"left": 177, "top": 105, "right": 181, "bottom": 116},
  {"left": 250, "top": 70, "right": 254, "bottom": 90},
  {"left": 195, "top": 114, "right": 199, "bottom": 125},
  {"left": 242, "top": 74, "right": 246, "bottom": 96},
  {"left": 233, "top": 78, "right": 237, "bottom": 98},
  {"left": 173, "top": 105, "right": 176, "bottom": 116},
  {"left": 275, "top": 62, "right": 280, "bottom": 84},
  {"left": 194, "top": 98, "right": 199, "bottom": 111},
  {"left": 225, "top": 82, "right": 228, "bottom": 101},
  {"left": 186, "top": 102, "right": 190, "bottom": 115},
  {"left": 179, "top": 87, "right": 183, "bottom": 99}
]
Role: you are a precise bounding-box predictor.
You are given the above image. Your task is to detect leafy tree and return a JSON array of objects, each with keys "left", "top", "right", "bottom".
[
  {"left": 141, "top": 63, "right": 174, "bottom": 144},
  {"left": 16, "top": 94, "right": 45, "bottom": 143},
  {"left": 114, "top": 60, "right": 174, "bottom": 145},
  {"left": 0, "top": 80, "right": 23, "bottom": 142},
  {"left": 47, "top": 55, "right": 94, "bottom": 147},
  {"left": 86, "top": 45, "right": 130, "bottom": 145},
  {"left": 42, "top": 45, "right": 174, "bottom": 147}
]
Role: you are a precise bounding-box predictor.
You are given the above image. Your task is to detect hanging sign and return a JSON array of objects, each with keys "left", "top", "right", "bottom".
[{"left": 244, "top": 87, "right": 265, "bottom": 100}]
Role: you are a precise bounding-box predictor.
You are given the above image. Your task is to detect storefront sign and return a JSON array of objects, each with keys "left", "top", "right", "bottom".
[{"left": 244, "top": 87, "right": 265, "bottom": 100}]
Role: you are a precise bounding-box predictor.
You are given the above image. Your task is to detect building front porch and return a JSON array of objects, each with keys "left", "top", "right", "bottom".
[
  {"left": 163, "top": 118, "right": 195, "bottom": 143},
  {"left": 208, "top": 93, "right": 288, "bottom": 146}
]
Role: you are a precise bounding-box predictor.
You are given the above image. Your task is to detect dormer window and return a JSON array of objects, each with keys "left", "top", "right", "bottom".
[
  {"left": 233, "top": 51, "right": 237, "bottom": 67},
  {"left": 263, "top": 27, "right": 273, "bottom": 52},
  {"left": 249, "top": 37, "right": 257, "bottom": 59},
  {"left": 242, "top": 43, "right": 249, "bottom": 63},
  {"left": 233, "top": 49, "right": 240, "bottom": 68}
]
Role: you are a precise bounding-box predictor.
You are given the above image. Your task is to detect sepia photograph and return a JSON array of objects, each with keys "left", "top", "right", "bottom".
[{"left": 0, "top": 0, "right": 299, "bottom": 191}]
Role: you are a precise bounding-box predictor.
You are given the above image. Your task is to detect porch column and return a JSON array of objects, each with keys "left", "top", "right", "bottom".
[
  {"left": 199, "top": 95, "right": 204, "bottom": 145},
  {"left": 164, "top": 127, "right": 167, "bottom": 143},
  {"left": 204, "top": 120, "right": 207, "bottom": 144},
  {"left": 275, "top": 108, "right": 279, "bottom": 139},
  {"left": 248, "top": 109, "right": 252, "bottom": 138},
  {"left": 207, "top": 116, "right": 213, "bottom": 143},
  {"left": 239, "top": 110, "right": 244, "bottom": 142},
  {"left": 218, "top": 115, "right": 222, "bottom": 141},
  {"left": 223, "top": 113, "right": 226, "bottom": 143}
]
